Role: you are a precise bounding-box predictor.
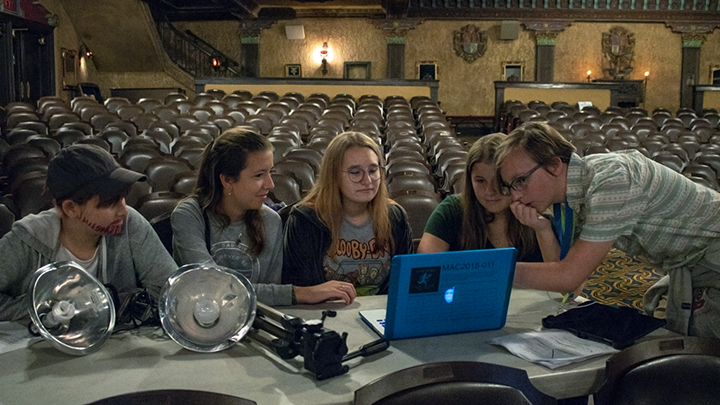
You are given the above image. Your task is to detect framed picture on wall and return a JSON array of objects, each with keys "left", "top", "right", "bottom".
[
  {"left": 711, "top": 65, "right": 720, "bottom": 86},
  {"left": 61, "top": 48, "right": 78, "bottom": 87},
  {"left": 344, "top": 62, "right": 371, "bottom": 79},
  {"left": 503, "top": 61, "right": 524, "bottom": 82},
  {"left": 417, "top": 62, "right": 437, "bottom": 80},
  {"left": 285, "top": 64, "right": 302, "bottom": 78}
]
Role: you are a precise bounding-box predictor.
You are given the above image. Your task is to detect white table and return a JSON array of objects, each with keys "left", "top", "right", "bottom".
[{"left": 0, "top": 289, "right": 670, "bottom": 404}]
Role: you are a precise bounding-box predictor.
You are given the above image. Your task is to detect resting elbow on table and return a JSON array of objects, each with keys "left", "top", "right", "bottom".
[{"left": 513, "top": 239, "right": 615, "bottom": 293}]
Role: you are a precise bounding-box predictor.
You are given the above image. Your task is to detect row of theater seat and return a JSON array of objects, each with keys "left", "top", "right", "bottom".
[
  {"left": 501, "top": 100, "right": 720, "bottom": 133},
  {"left": 1, "top": 90, "right": 463, "bottom": 240},
  {"left": 67, "top": 336, "right": 720, "bottom": 405},
  {"left": 504, "top": 100, "right": 720, "bottom": 191}
]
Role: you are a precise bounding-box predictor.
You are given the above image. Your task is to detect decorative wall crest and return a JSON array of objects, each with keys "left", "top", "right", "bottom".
[
  {"left": 602, "top": 26, "right": 635, "bottom": 80},
  {"left": 453, "top": 24, "right": 487, "bottom": 63}
]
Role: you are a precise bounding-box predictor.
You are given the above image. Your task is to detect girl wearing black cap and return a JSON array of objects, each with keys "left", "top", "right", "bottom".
[{"left": 0, "top": 144, "right": 177, "bottom": 321}]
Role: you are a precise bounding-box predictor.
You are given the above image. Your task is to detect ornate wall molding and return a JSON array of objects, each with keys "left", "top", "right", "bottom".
[
  {"left": 666, "top": 21, "right": 719, "bottom": 47},
  {"left": 406, "top": 3, "right": 720, "bottom": 23},
  {"left": 372, "top": 19, "right": 422, "bottom": 35},
  {"left": 294, "top": 9, "right": 386, "bottom": 18},
  {"left": 238, "top": 20, "right": 275, "bottom": 38},
  {"left": 147, "top": 0, "right": 720, "bottom": 23},
  {"left": 372, "top": 19, "right": 423, "bottom": 43},
  {"left": 534, "top": 31, "right": 558, "bottom": 45},
  {"left": 522, "top": 20, "right": 571, "bottom": 45},
  {"left": 522, "top": 20, "right": 572, "bottom": 33},
  {"left": 666, "top": 22, "right": 719, "bottom": 34},
  {"left": 681, "top": 33, "right": 706, "bottom": 48}
]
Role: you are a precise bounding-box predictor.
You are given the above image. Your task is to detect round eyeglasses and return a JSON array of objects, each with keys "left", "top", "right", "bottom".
[{"left": 344, "top": 165, "right": 383, "bottom": 183}]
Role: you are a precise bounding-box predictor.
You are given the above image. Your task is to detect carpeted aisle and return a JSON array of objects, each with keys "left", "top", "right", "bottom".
[{"left": 581, "top": 249, "right": 665, "bottom": 311}]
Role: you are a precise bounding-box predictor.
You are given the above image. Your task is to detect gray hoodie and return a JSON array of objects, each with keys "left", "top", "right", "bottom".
[
  {"left": 0, "top": 207, "right": 177, "bottom": 321},
  {"left": 171, "top": 198, "right": 292, "bottom": 306}
]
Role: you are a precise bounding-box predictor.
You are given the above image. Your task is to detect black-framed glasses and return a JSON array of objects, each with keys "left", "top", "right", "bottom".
[
  {"left": 499, "top": 164, "right": 543, "bottom": 196},
  {"left": 344, "top": 165, "right": 383, "bottom": 183}
]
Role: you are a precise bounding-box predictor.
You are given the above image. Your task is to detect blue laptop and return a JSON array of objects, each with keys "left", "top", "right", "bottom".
[{"left": 360, "top": 248, "right": 517, "bottom": 340}]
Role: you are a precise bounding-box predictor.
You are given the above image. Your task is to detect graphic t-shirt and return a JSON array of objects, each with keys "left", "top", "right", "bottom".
[
  {"left": 210, "top": 240, "right": 260, "bottom": 283},
  {"left": 323, "top": 217, "right": 390, "bottom": 296}
]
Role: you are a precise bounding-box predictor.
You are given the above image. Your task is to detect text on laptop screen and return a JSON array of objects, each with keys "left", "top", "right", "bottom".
[{"left": 384, "top": 248, "right": 517, "bottom": 339}]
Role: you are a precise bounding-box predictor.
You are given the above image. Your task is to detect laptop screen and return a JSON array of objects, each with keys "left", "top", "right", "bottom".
[{"left": 362, "top": 248, "right": 517, "bottom": 340}]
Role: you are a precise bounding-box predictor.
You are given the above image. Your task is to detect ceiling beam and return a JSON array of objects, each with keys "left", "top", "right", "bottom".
[
  {"left": 214, "top": 0, "right": 261, "bottom": 19},
  {"left": 383, "top": 0, "right": 409, "bottom": 18}
]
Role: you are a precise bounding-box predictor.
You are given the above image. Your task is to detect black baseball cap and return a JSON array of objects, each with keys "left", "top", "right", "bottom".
[{"left": 47, "top": 144, "right": 146, "bottom": 200}]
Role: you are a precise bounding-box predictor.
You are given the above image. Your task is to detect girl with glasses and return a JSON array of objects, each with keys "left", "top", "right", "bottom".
[
  {"left": 171, "top": 128, "right": 354, "bottom": 306},
  {"left": 418, "top": 133, "right": 559, "bottom": 264},
  {"left": 282, "top": 132, "right": 413, "bottom": 298}
]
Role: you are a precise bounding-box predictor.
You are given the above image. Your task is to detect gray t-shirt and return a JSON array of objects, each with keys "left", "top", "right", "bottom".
[
  {"left": 322, "top": 217, "right": 390, "bottom": 296},
  {"left": 171, "top": 198, "right": 292, "bottom": 306}
]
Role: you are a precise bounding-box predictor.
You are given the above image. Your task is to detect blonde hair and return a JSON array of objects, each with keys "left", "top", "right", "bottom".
[
  {"left": 300, "top": 131, "right": 393, "bottom": 256},
  {"left": 496, "top": 122, "right": 576, "bottom": 169}
]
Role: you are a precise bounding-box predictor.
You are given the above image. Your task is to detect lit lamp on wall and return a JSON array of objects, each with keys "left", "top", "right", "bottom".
[
  {"left": 644, "top": 71, "right": 649, "bottom": 107},
  {"left": 320, "top": 42, "right": 328, "bottom": 76},
  {"left": 587, "top": 70, "right": 592, "bottom": 82},
  {"left": 80, "top": 44, "right": 92, "bottom": 59}
]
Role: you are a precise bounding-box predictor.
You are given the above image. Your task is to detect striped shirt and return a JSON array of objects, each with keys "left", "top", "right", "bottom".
[{"left": 566, "top": 150, "right": 720, "bottom": 269}]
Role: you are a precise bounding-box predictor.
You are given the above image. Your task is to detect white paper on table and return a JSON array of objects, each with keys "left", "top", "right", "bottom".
[
  {"left": 489, "top": 330, "right": 619, "bottom": 369},
  {"left": 0, "top": 321, "right": 42, "bottom": 354}
]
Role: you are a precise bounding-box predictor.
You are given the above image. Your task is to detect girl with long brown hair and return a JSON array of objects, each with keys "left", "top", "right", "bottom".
[{"left": 172, "top": 128, "right": 353, "bottom": 306}]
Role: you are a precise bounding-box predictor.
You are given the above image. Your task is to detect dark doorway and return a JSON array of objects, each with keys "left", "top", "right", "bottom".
[{"left": 0, "top": 16, "right": 55, "bottom": 107}]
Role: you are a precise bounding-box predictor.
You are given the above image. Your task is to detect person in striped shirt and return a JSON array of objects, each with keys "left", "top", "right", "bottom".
[{"left": 495, "top": 121, "right": 720, "bottom": 338}]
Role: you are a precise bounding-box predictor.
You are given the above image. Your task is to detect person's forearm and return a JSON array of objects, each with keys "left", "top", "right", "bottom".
[
  {"left": 515, "top": 239, "right": 613, "bottom": 292},
  {"left": 535, "top": 227, "right": 560, "bottom": 262},
  {"left": 293, "top": 285, "right": 316, "bottom": 304},
  {"left": 513, "top": 261, "right": 585, "bottom": 293},
  {"left": 293, "top": 281, "right": 355, "bottom": 305}
]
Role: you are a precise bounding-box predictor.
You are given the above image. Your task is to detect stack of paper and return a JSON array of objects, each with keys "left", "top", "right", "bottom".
[{"left": 490, "top": 330, "right": 619, "bottom": 369}]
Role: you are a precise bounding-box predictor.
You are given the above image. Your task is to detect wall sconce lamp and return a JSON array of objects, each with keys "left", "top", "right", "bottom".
[
  {"left": 80, "top": 44, "right": 93, "bottom": 59},
  {"left": 211, "top": 55, "right": 222, "bottom": 69},
  {"left": 587, "top": 70, "right": 592, "bottom": 82},
  {"left": 643, "top": 71, "right": 649, "bottom": 107},
  {"left": 320, "top": 42, "right": 328, "bottom": 76}
]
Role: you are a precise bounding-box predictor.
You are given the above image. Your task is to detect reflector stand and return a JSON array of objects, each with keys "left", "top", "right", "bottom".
[
  {"left": 159, "top": 264, "right": 257, "bottom": 353},
  {"left": 27, "top": 261, "right": 116, "bottom": 355}
]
